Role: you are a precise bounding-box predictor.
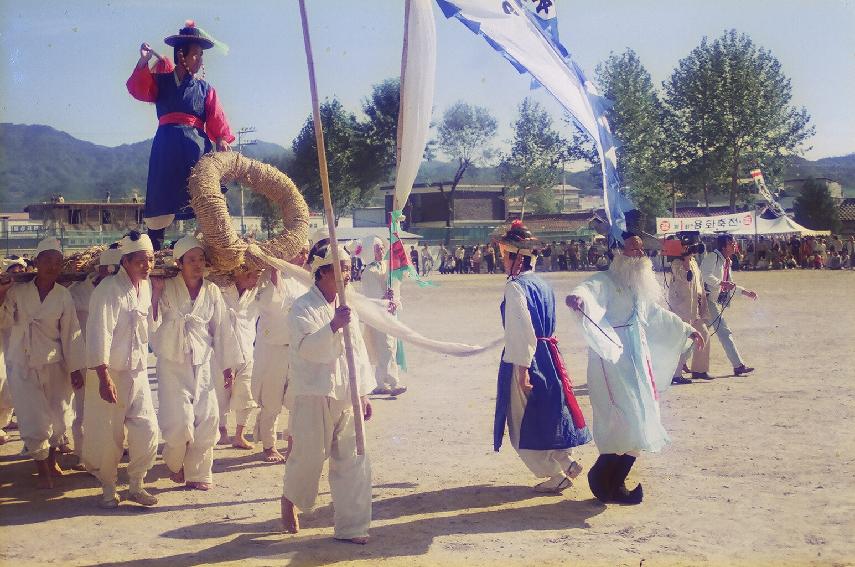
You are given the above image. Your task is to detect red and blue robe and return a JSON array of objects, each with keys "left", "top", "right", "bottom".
[
  {"left": 494, "top": 272, "right": 591, "bottom": 452},
  {"left": 127, "top": 58, "right": 234, "bottom": 221}
]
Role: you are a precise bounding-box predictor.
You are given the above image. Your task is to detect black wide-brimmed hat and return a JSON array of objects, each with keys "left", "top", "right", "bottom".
[
  {"left": 498, "top": 219, "right": 539, "bottom": 256},
  {"left": 164, "top": 20, "right": 215, "bottom": 50}
]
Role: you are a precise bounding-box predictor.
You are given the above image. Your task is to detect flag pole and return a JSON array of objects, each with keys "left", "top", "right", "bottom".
[
  {"left": 390, "top": 0, "right": 411, "bottom": 289},
  {"left": 298, "top": 0, "right": 366, "bottom": 455}
]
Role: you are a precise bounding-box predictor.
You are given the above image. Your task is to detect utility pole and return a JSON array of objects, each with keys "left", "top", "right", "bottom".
[{"left": 235, "top": 127, "right": 257, "bottom": 235}]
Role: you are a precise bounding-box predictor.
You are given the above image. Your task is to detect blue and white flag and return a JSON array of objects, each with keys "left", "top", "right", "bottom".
[{"left": 435, "top": 0, "right": 634, "bottom": 243}]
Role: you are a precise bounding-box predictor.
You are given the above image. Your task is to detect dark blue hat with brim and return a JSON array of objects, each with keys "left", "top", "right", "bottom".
[{"left": 164, "top": 20, "right": 215, "bottom": 49}]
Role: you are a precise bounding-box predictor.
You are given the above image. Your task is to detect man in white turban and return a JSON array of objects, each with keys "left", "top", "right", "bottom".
[
  {"left": 0, "top": 237, "right": 85, "bottom": 489},
  {"left": 281, "top": 238, "right": 374, "bottom": 544},
  {"left": 150, "top": 234, "right": 241, "bottom": 490},
  {"left": 358, "top": 236, "right": 405, "bottom": 396},
  {"left": 87, "top": 231, "right": 160, "bottom": 507}
]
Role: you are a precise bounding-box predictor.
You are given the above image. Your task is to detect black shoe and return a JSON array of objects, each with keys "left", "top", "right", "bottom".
[
  {"left": 691, "top": 372, "right": 714, "bottom": 380},
  {"left": 587, "top": 454, "right": 619, "bottom": 503},
  {"left": 610, "top": 454, "right": 643, "bottom": 505},
  {"left": 733, "top": 365, "right": 755, "bottom": 376},
  {"left": 671, "top": 376, "right": 693, "bottom": 385}
]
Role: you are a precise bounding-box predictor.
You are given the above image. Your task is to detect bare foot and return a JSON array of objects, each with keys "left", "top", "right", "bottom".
[
  {"left": 336, "top": 536, "right": 369, "bottom": 545},
  {"left": 262, "top": 448, "right": 286, "bottom": 463},
  {"left": 58, "top": 443, "right": 74, "bottom": 455},
  {"left": 217, "top": 429, "right": 231, "bottom": 446},
  {"left": 169, "top": 468, "right": 185, "bottom": 484},
  {"left": 280, "top": 496, "right": 299, "bottom": 533},
  {"left": 186, "top": 481, "right": 212, "bottom": 491},
  {"left": 232, "top": 436, "right": 254, "bottom": 450},
  {"left": 35, "top": 460, "right": 54, "bottom": 489}
]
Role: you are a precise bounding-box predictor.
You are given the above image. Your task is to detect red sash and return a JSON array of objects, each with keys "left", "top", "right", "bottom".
[
  {"left": 159, "top": 112, "right": 204, "bottom": 129},
  {"left": 538, "top": 336, "right": 587, "bottom": 429}
]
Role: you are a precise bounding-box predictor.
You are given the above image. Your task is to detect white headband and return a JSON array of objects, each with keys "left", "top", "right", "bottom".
[
  {"left": 173, "top": 234, "right": 204, "bottom": 261},
  {"left": 35, "top": 237, "right": 63, "bottom": 258},
  {"left": 3, "top": 258, "right": 28, "bottom": 271},
  {"left": 119, "top": 233, "right": 154, "bottom": 256},
  {"left": 310, "top": 245, "right": 351, "bottom": 275},
  {"left": 99, "top": 247, "right": 123, "bottom": 266}
]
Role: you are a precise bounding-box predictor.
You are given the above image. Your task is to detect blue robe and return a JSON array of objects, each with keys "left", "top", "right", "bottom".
[
  {"left": 494, "top": 273, "right": 592, "bottom": 452},
  {"left": 145, "top": 73, "right": 215, "bottom": 220}
]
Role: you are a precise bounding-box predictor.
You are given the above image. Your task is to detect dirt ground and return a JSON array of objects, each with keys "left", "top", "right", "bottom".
[{"left": 1, "top": 269, "right": 853, "bottom": 567}]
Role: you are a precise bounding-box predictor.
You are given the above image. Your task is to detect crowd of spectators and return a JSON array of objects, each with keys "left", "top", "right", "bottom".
[{"left": 723, "top": 234, "right": 855, "bottom": 271}]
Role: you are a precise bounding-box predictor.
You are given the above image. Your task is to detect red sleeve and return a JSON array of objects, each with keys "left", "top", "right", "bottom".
[
  {"left": 126, "top": 57, "right": 175, "bottom": 103},
  {"left": 204, "top": 87, "right": 235, "bottom": 144}
]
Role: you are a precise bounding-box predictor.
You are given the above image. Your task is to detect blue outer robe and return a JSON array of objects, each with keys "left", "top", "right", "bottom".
[
  {"left": 145, "top": 73, "right": 214, "bottom": 221},
  {"left": 494, "top": 272, "right": 592, "bottom": 452}
]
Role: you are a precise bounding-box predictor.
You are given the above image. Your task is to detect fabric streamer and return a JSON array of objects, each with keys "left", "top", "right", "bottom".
[{"left": 247, "top": 243, "right": 501, "bottom": 357}]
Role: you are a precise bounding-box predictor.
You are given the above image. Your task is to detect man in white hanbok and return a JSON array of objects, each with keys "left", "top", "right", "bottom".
[
  {"left": 214, "top": 265, "right": 261, "bottom": 449},
  {"left": 150, "top": 235, "right": 241, "bottom": 490},
  {"left": 0, "top": 238, "right": 85, "bottom": 488},
  {"left": 566, "top": 234, "right": 704, "bottom": 504},
  {"left": 358, "top": 236, "right": 405, "bottom": 397},
  {"left": 699, "top": 234, "right": 758, "bottom": 377},
  {"left": 67, "top": 246, "right": 122, "bottom": 468},
  {"left": 0, "top": 259, "right": 27, "bottom": 444},
  {"left": 87, "top": 233, "right": 159, "bottom": 508},
  {"left": 281, "top": 239, "right": 374, "bottom": 544},
  {"left": 252, "top": 246, "right": 308, "bottom": 463}
]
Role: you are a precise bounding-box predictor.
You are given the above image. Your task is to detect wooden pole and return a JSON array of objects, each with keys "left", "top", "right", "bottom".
[
  {"left": 298, "top": 0, "right": 366, "bottom": 455},
  {"left": 390, "top": 0, "right": 411, "bottom": 287}
]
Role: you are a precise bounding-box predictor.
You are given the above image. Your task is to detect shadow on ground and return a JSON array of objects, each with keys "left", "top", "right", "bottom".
[{"left": 88, "top": 484, "right": 603, "bottom": 567}]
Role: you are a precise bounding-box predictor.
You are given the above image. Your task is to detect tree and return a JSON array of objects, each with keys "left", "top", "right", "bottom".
[
  {"left": 435, "top": 102, "right": 498, "bottom": 229},
  {"left": 357, "top": 78, "right": 400, "bottom": 193},
  {"left": 595, "top": 49, "right": 671, "bottom": 224},
  {"left": 289, "top": 99, "right": 369, "bottom": 221},
  {"left": 794, "top": 178, "right": 841, "bottom": 233},
  {"left": 664, "top": 30, "right": 814, "bottom": 211},
  {"left": 499, "top": 98, "right": 564, "bottom": 217}
]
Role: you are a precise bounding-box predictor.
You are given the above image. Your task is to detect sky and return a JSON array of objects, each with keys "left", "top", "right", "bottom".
[{"left": 1, "top": 0, "right": 853, "bottom": 161}]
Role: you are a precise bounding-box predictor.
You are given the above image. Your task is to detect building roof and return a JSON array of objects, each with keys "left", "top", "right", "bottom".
[
  {"left": 839, "top": 198, "right": 855, "bottom": 222},
  {"left": 25, "top": 201, "right": 144, "bottom": 213},
  {"left": 494, "top": 211, "right": 604, "bottom": 237},
  {"left": 0, "top": 212, "right": 31, "bottom": 220},
  {"left": 379, "top": 183, "right": 506, "bottom": 195}
]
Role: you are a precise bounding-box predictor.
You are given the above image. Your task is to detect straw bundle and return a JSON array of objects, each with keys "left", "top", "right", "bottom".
[
  {"left": 188, "top": 152, "right": 309, "bottom": 276},
  {"left": 62, "top": 245, "right": 107, "bottom": 273}
]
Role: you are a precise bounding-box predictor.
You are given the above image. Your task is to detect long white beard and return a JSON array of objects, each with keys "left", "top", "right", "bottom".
[{"left": 608, "top": 253, "right": 664, "bottom": 306}]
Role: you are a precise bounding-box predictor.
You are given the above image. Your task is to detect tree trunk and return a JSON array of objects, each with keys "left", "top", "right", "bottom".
[
  {"left": 447, "top": 159, "right": 469, "bottom": 229},
  {"left": 703, "top": 182, "right": 710, "bottom": 214},
  {"left": 729, "top": 148, "right": 741, "bottom": 212},
  {"left": 520, "top": 190, "right": 527, "bottom": 220}
]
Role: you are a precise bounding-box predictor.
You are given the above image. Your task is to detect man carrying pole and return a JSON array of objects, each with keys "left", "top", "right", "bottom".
[{"left": 281, "top": 0, "right": 373, "bottom": 543}]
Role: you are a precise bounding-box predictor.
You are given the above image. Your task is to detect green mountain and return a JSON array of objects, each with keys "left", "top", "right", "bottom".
[
  {"left": 1, "top": 123, "right": 852, "bottom": 211},
  {"left": 0, "top": 123, "right": 291, "bottom": 210}
]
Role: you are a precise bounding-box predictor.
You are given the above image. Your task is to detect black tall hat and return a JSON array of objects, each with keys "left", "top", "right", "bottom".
[
  {"left": 164, "top": 20, "right": 215, "bottom": 50},
  {"left": 498, "top": 219, "right": 539, "bottom": 256}
]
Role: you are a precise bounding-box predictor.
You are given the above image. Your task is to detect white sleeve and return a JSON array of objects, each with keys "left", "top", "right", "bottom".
[
  {"left": 502, "top": 282, "right": 537, "bottom": 367},
  {"left": 290, "top": 304, "right": 343, "bottom": 364},
  {"left": 86, "top": 285, "right": 119, "bottom": 368}
]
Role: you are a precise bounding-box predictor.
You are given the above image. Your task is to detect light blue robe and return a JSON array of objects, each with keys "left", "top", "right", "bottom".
[{"left": 571, "top": 272, "right": 694, "bottom": 454}]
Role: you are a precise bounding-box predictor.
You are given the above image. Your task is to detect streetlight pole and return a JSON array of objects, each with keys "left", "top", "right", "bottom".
[{"left": 235, "top": 127, "right": 257, "bottom": 235}]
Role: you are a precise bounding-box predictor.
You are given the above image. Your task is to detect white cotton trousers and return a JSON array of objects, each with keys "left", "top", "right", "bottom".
[
  {"left": 251, "top": 342, "right": 289, "bottom": 449},
  {"left": 214, "top": 361, "right": 255, "bottom": 428},
  {"left": 507, "top": 369, "right": 574, "bottom": 479},
  {"left": 71, "top": 378, "right": 85, "bottom": 458},
  {"left": 283, "top": 395, "right": 372, "bottom": 540},
  {"left": 157, "top": 358, "right": 219, "bottom": 484},
  {"left": 0, "top": 374, "right": 13, "bottom": 429},
  {"left": 363, "top": 327, "right": 400, "bottom": 389},
  {"left": 5, "top": 360, "right": 72, "bottom": 461},
  {"left": 95, "top": 367, "right": 159, "bottom": 496}
]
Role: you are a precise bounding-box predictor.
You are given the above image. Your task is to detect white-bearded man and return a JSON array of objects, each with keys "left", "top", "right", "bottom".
[{"left": 566, "top": 233, "right": 704, "bottom": 504}]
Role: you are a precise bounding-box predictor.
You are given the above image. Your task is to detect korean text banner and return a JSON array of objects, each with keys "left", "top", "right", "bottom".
[{"left": 656, "top": 213, "right": 755, "bottom": 235}]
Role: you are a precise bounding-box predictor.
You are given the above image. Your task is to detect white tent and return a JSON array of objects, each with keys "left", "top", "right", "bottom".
[{"left": 729, "top": 213, "right": 831, "bottom": 236}]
